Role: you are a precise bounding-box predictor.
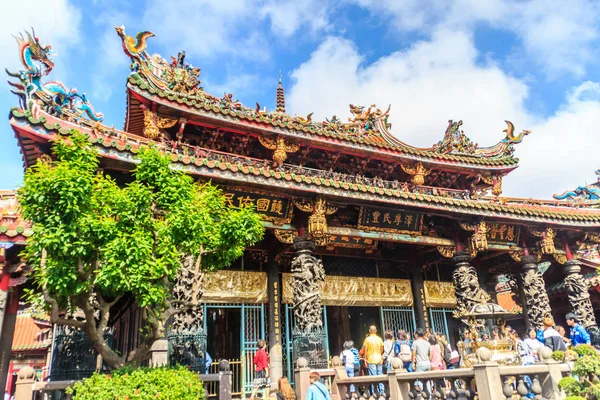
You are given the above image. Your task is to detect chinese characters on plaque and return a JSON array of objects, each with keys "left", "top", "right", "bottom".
[
  {"left": 358, "top": 206, "right": 423, "bottom": 234},
  {"left": 486, "top": 223, "right": 519, "bottom": 244},
  {"left": 326, "top": 235, "right": 377, "bottom": 250},
  {"left": 222, "top": 188, "right": 293, "bottom": 224}
]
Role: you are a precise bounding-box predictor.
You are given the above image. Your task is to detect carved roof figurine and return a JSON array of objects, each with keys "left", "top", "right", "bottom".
[
  {"left": 347, "top": 103, "right": 391, "bottom": 132},
  {"left": 6, "top": 29, "right": 103, "bottom": 122},
  {"left": 554, "top": 169, "right": 600, "bottom": 202},
  {"left": 115, "top": 26, "right": 154, "bottom": 61},
  {"left": 432, "top": 120, "right": 478, "bottom": 155}
]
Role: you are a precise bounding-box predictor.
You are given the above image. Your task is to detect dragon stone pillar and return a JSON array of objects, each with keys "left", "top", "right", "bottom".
[
  {"left": 290, "top": 237, "right": 327, "bottom": 369},
  {"left": 563, "top": 259, "right": 600, "bottom": 346},
  {"left": 291, "top": 238, "right": 325, "bottom": 331},
  {"left": 520, "top": 255, "right": 553, "bottom": 331},
  {"left": 452, "top": 252, "right": 488, "bottom": 316}
]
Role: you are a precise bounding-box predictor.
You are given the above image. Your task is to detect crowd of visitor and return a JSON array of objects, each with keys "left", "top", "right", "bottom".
[{"left": 250, "top": 312, "right": 593, "bottom": 399}]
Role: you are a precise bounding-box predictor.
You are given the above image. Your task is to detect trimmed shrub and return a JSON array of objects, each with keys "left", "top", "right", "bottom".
[{"left": 66, "top": 366, "right": 206, "bottom": 400}]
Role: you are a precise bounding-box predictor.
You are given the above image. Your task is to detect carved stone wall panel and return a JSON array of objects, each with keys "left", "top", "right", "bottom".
[
  {"left": 202, "top": 270, "right": 268, "bottom": 304},
  {"left": 423, "top": 281, "right": 457, "bottom": 308},
  {"left": 281, "top": 274, "right": 413, "bottom": 307}
]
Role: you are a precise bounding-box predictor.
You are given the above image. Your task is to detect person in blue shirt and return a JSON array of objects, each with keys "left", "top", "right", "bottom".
[
  {"left": 306, "top": 371, "right": 331, "bottom": 400},
  {"left": 566, "top": 313, "right": 591, "bottom": 346}
]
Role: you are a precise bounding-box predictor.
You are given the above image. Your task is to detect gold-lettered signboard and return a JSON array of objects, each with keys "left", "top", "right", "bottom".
[
  {"left": 282, "top": 274, "right": 413, "bottom": 307},
  {"left": 223, "top": 187, "right": 293, "bottom": 225},
  {"left": 358, "top": 206, "right": 423, "bottom": 235},
  {"left": 486, "top": 223, "right": 520, "bottom": 244}
]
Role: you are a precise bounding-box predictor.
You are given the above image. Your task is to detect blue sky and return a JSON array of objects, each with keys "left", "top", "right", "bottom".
[{"left": 1, "top": 0, "right": 599, "bottom": 198}]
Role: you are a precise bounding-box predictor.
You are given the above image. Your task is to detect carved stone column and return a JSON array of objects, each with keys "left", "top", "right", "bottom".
[
  {"left": 291, "top": 238, "right": 325, "bottom": 331},
  {"left": 563, "top": 259, "right": 600, "bottom": 345},
  {"left": 171, "top": 255, "right": 204, "bottom": 333},
  {"left": 452, "top": 252, "right": 488, "bottom": 316},
  {"left": 291, "top": 237, "right": 327, "bottom": 369},
  {"left": 520, "top": 255, "right": 553, "bottom": 331}
]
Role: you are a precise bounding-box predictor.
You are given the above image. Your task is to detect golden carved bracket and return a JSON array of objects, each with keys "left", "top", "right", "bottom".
[
  {"left": 553, "top": 253, "right": 567, "bottom": 264},
  {"left": 258, "top": 136, "right": 299, "bottom": 166},
  {"left": 273, "top": 229, "right": 297, "bottom": 244},
  {"left": 401, "top": 162, "right": 431, "bottom": 185},
  {"left": 294, "top": 197, "right": 338, "bottom": 245},
  {"left": 437, "top": 246, "right": 456, "bottom": 258},
  {"left": 459, "top": 221, "right": 476, "bottom": 232},
  {"left": 481, "top": 175, "right": 503, "bottom": 196},
  {"left": 143, "top": 109, "right": 177, "bottom": 139}
]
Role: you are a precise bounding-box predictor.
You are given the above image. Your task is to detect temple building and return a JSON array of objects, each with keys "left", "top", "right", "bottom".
[{"left": 3, "top": 27, "right": 600, "bottom": 396}]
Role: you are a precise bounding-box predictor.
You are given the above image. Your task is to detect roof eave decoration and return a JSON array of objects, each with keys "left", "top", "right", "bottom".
[
  {"left": 432, "top": 120, "right": 530, "bottom": 159},
  {"left": 9, "top": 109, "right": 600, "bottom": 226},
  {"left": 553, "top": 170, "right": 600, "bottom": 202},
  {"left": 6, "top": 29, "right": 104, "bottom": 124},
  {"left": 115, "top": 26, "right": 528, "bottom": 168}
]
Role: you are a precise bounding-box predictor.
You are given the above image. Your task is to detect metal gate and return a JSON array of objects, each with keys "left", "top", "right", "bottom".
[
  {"left": 203, "top": 303, "right": 265, "bottom": 397},
  {"left": 380, "top": 306, "right": 416, "bottom": 336},
  {"left": 283, "top": 304, "right": 329, "bottom": 386},
  {"left": 429, "top": 307, "right": 452, "bottom": 337}
]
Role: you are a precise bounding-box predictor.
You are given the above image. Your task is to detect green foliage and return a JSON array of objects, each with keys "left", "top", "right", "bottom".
[
  {"left": 67, "top": 366, "right": 205, "bottom": 400},
  {"left": 559, "top": 376, "right": 584, "bottom": 397},
  {"left": 564, "top": 397, "right": 586, "bottom": 400},
  {"left": 573, "top": 355, "right": 600, "bottom": 378},
  {"left": 559, "top": 350, "right": 600, "bottom": 399},
  {"left": 552, "top": 350, "right": 566, "bottom": 362},
  {"left": 566, "top": 350, "right": 580, "bottom": 361},
  {"left": 574, "top": 344, "right": 598, "bottom": 357},
  {"left": 19, "top": 132, "right": 265, "bottom": 366}
]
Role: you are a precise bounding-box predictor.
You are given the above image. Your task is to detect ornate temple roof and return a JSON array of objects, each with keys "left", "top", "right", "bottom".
[
  {"left": 119, "top": 25, "right": 529, "bottom": 172},
  {"left": 8, "top": 109, "right": 600, "bottom": 227},
  {"left": 5, "top": 27, "right": 600, "bottom": 230}
]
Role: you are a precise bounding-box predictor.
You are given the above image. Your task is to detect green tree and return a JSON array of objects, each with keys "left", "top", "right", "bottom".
[{"left": 20, "top": 132, "right": 264, "bottom": 369}]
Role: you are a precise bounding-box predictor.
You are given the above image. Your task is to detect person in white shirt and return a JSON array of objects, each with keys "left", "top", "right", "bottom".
[
  {"left": 523, "top": 329, "right": 542, "bottom": 361},
  {"left": 340, "top": 341, "right": 356, "bottom": 395},
  {"left": 383, "top": 330, "right": 395, "bottom": 372}
]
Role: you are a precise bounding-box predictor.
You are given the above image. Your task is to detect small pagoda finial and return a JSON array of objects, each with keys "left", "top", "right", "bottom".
[{"left": 276, "top": 71, "right": 286, "bottom": 113}]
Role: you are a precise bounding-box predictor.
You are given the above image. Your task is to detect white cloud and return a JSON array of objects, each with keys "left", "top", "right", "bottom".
[
  {"left": 260, "top": 0, "right": 332, "bottom": 38},
  {"left": 288, "top": 30, "right": 530, "bottom": 147},
  {"left": 351, "top": 0, "right": 600, "bottom": 77},
  {"left": 141, "top": 0, "right": 270, "bottom": 61},
  {"left": 286, "top": 30, "right": 600, "bottom": 199},
  {"left": 507, "top": 82, "right": 600, "bottom": 198}
]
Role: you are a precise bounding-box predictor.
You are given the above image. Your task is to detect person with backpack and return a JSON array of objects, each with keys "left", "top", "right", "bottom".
[
  {"left": 394, "top": 330, "right": 412, "bottom": 371},
  {"left": 383, "top": 330, "right": 395, "bottom": 372},
  {"left": 438, "top": 334, "right": 452, "bottom": 369},
  {"left": 349, "top": 342, "right": 361, "bottom": 376},
  {"left": 340, "top": 341, "right": 356, "bottom": 395}
]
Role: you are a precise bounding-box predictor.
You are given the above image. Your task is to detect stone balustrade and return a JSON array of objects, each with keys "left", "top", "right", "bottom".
[
  {"left": 295, "top": 347, "right": 569, "bottom": 400},
  {"left": 12, "top": 360, "right": 233, "bottom": 400}
]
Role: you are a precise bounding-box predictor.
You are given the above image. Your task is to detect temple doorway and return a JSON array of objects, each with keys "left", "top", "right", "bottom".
[
  {"left": 205, "top": 307, "right": 242, "bottom": 363},
  {"left": 203, "top": 303, "right": 266, "bottom": 397},
  {"left": 326, "top": 306, "right": 381, "bottom": 356}
]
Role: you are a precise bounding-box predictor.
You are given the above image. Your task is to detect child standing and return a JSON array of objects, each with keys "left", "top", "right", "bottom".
[
  {"left": 340, "top": 341, "right": 356, "bottom": 395},
  {"left": 250, "top": 340, "right": 270, "bottom": 400}
]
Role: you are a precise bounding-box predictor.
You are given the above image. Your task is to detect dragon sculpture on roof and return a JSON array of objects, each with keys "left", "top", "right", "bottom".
[
  {"left": 6, "top": 29, "right": 103, "bottom": 122},
  {"left": 432, "top": 120, "right": 529, "bottom": 158},
  {"left": 554, "top": 170, "right": 600, "bottom": 201}
]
